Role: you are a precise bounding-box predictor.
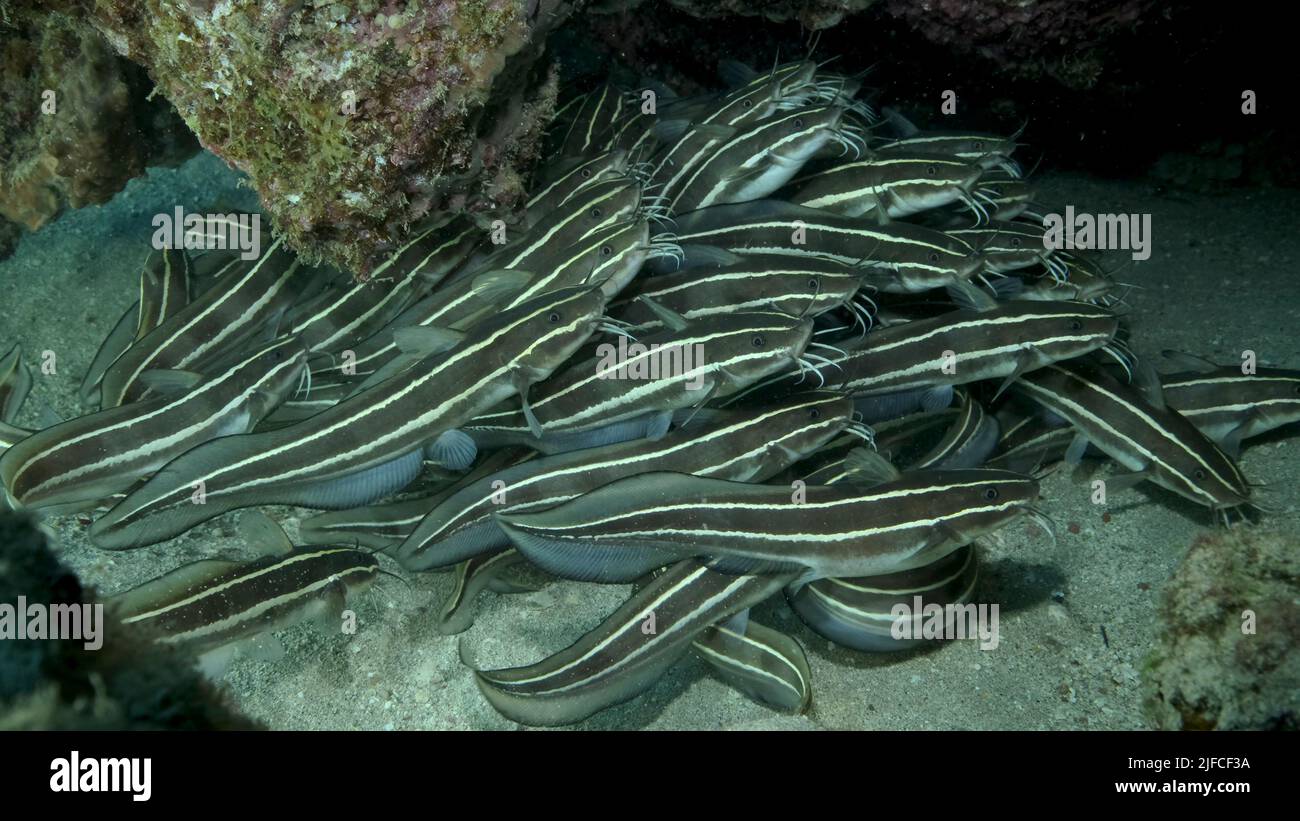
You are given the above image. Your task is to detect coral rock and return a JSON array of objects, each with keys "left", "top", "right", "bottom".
[{"left": 1142, "top": 527, "right": 1300, "bottom": 730}]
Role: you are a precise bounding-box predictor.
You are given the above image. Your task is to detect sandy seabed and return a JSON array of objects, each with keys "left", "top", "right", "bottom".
[{"left": 2, "top": 152, "right": 1297, "bottom": 730}]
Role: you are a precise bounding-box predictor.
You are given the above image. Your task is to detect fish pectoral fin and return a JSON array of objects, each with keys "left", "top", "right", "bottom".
[
  {"left": 426, "top": 428, "right": 478, "bottom": 471},
  {"left": 636, "top": 295, "right": 690, "bottom": 332},
  {"left": 1132, "top": 359, "right": 1167, "bottom": 409},
  {"left": 236, "top": 509, "right": 295, "bottom": 555},
  {"left": 240, "top": 632, "right": 287, "bottom": 664},
  {"left": 946, "top": 279, "right": 997, "bottom": 313},
  {"left": 842, "top": 446, "right": 900, "bottom": 485},
  {"left": 470, "top": 269, "right": 534, "bottom": 304},
  {"left": 1064, "top": 432, "right": 1091, "bottom": 466},
  {"left": 1102, "top": 468, "right": 1150, "bottom": 493},
  {"left": 392, "top": 326, "right": 464, "bottom": 358},
  {"left": 1217, "top": 417, "right": 1254, "bottom": 459},
  {"left": 509, "top": 370, "right": 544, "bottom": 439}
]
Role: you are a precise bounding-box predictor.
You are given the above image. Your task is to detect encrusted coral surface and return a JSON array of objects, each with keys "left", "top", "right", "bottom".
[
  {"left": 1142, "top": 527, "right": 1300, "bottom": 730},
  {"left": 80, "top": 0, "right": 570, "bottom": 274}
]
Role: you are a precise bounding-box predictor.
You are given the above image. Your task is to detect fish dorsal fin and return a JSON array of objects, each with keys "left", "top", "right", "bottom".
[
  {"left": 470, "top": 269, "right": 533, "bottom": 304},
  {"left": 1160, "top": 349, "right": 1219, "bottom": 374},
  {"left": 947, "top": 280, "right": 997, "bottom": 313},
  {"left": 637, "top": 295, "right": 690, "bottom": 332},
  {"left": 718, "top": 59, "right": 758, "bottom": 88},
  {"left": 393, "top": 326, "right": 465, "bottom": 358},
  {"left": 881, "top": 106, "right": 920, "bottom": 138},
  {"left": 237, "top": 510, "right": 295, "bottom": 555},
  {"left": 138, "top": 368, "right": 204, "bottom": 395},
  {"left": 842, "top": 447, "right": 900, "bottom": 485},
  {"left": 1133, "top": 359, "right": 1167, "bottom": 409},
  {"left": 652, "top": 118, "right": 692, "bottom": 143},
  {"left": 107, "top": 559, "right": 243, "bottom": 615}
]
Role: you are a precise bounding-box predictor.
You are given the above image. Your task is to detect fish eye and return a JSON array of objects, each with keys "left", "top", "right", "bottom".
[
  {"left": 1010, "top": 237, "right": 1022, "bottom": 247},
  {"left": 548, "top": 311, "right": 561, "bottom": 323},
  {"left": 1294, "top": 383, "right": 1300, "bottom": 394},
  {"left": 974, "top": 141, "right": 985, "bottom": 150},
  {"left": 591, "top": 207, "right": 603, "bottom": 219},
  {"left": 809, "top": 408, "right": 821, "bottom": 419},
  {"left": 601, "top": 245, "right": 613, "bottom": 256},
  {"left": 926, "top": 165, "right": 937, "bottom": 176},
  {"left": 983, "top": 487, "right": 999, "bottom": 501},
  {"left": 793, "top": 118, "right": 804, "bottom": 128},
  {"left": 807, "top": 277, "right": 819, "bottom": 290},
  {"left": 1193, "top": 469, "right": 1207, "bottom": 480},
  {"left": 581, "top": 168, "right": 593, "bottom": 179},
  {"left": 751, "top": 335, "right": 767, "bottom": 348},
  {"left": 1068, "top": 319, "right": 1083, "bottom": 331},
  {"left": 928, "top": 252, "right": 940, "bottom": 262},
  {"left": 743, "top": 99, "right": 754, "bottom": 109}
]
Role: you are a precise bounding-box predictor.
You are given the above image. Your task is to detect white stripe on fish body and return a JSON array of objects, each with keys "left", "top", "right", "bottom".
[
  {"left": 1013, "top": 362, "right": 1250, "bottom": 508},
  {"left": 0, "top": 338, "right": 307, "bottom": 509},
  {"left": 790, "top": 154, "right": 984, "bottom": 217},
  {"left": 469, "top": 313, "right": 812, "bottom": 436},
  {"left": 101, "top": 238, "right": 301, "bottom": 407},
  {"left": 396, "top": 393, "right": 853, "bottom": 566},
  {"left": 93, "top": 287, "right": 608, "bottom": 541},
  {"left": 669, "top": 105, "right": 845, "bottom": 212}
]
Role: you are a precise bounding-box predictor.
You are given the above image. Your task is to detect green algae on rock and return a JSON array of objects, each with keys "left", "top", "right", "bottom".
[{"left": 1142, "top": 527, "right": 1300, "bottom": 730}]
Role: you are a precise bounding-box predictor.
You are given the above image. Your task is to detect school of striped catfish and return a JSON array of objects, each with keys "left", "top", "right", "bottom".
[{"left": 2, "top": 57, "right": 1298, "bottom": 727}]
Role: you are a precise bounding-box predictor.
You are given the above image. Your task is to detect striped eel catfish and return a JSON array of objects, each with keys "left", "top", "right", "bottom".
[
  {"left": 786, "top": 153, "right": 985, "bottom": 219},
  {"left": 991, "top": 356, "right": 1300, "bottom": 467},
  {"left": 400, "top": 393, "right": 860, "bottom": 631},
  {"left": 498, "top": 218, "right": 655, "bottom": 310},
  {"left": 801, "top": 393, "right": 1000, "bottom": 483},
  {"left": 671, "top": 200, "right": 984, "bottom": 293},
  {"left": 666, "top": 104, "right": 849, "bottom": 213},
  {"left": 463, "top": 310, "right": 816, "bottom": 452},
  {"left": 282, "top": 216, "right": 480, "bottom": 354},
  {"left": 554, "top": 83, "right": 630, "bottom": 158},
  {"left": 691, "top": 610, "right": 812, "bottom": 712},
  {"left": 522, "top": 149, "right": 630, "bottom": 225},
  {"left": 469, "top": 558, "right": 794, "bottom": 726},
  {"left": 1158, "top": 354, "right": 1300, "bottom": 454},
  {"left": 299, "top": 447, "right": 536, "bottom": 550},
  {"left": 0, "top": 336, "right": 308, "bottom": 512},
  {"left": 80, "top": 300, "right": 141, "bottom": 404},
  {"left": 0, "top": 343, "right": 32, "bottom": 426},
  {"left": 394, "top": 391, "right": 860, "bottom": 571},
  {"left": 1011, "top": 360, "right": 1252, "bottom": 514},
  {"left": 874, "top": 113, "right": 1021, "bottom": 173},
  {"left": 1017, "top": 253, "right": 1119, "bottom": 306},
  {"left": 947, "top": 220, "right": 1063, "bottom": 277},
  {"left": 648, "top": 61, "right": 818, "bottom": 201},
  {"left": 495, "top": 467, "right": 1039, "bottom": 583},
  {"left": 451, "top": 177, "right": 642, "bottom": 284},
  {"left": 785, "top": 448, "right": 992, "bottom": 652},
  {"left": 99, "top": 238, "right": 305, "bottom": 407},
  {"left": 274, "top": 219, "right": 657, "bottom": 423},
  {"left": 789, "top": 543, "right": 980, "bottom": 653},
  {"left": 135, "top": 248, "right": 192, "bottom": 339},
  {"left": 89, "top": 286, "right": 611, "bottom": 549},
  {"left": 80, "top": 248, "right": 195, "bottom": 405},
  {"left": 739, "top": 289, "right": 1119, "bottom": 408},
  {"left": 435, "top": 549, "right": 539, "bottom": 635},
  {"left": 610, "top": 252, "right": 865, "bottom": 334},
  {"left": 108, "top": 541, "right": 380, "bottom": 660},
  {"left": 977, "top": 175, "right": 1039, "bottom": 222}
]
